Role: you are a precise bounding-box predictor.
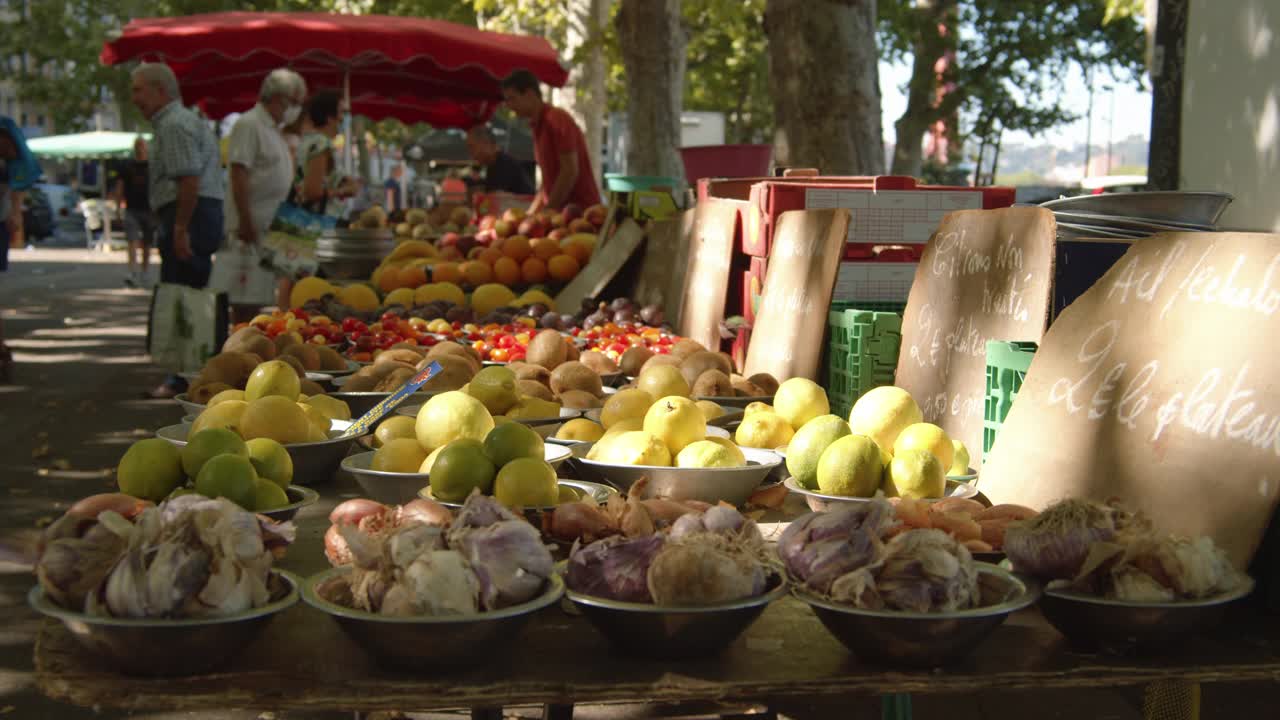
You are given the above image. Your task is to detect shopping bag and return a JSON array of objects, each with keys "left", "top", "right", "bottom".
[
  {"left": 146, "top": 283, "right": 229, "bottom": 373},
  {"left": 209, "top": 240, "right": 279, "bottom": 305}
]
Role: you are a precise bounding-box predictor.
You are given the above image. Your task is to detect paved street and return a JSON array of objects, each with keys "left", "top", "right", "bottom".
[{"left": 0, "top": 248, "right": 1272, "bottom": 720}]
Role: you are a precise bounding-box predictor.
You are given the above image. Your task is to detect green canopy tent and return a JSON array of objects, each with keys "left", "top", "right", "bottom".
[{"left": 26, "top": 131, "right": 151, "bottom": 160}]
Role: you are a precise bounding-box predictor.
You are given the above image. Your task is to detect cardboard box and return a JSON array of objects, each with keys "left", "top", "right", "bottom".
[{"left": 745, "top": 176, "right": 1015, "bottom": 258}]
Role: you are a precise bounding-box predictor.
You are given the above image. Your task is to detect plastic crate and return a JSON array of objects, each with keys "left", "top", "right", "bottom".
[
  {"left": 982, "top": 341, "right": 1038, "bottom": 460},
  {"left": 824, "top": 307, "right": 903, "bottom": 417}
]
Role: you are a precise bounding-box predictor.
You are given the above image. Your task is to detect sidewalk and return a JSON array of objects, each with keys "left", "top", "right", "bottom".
[{"left": 0, "top": 248, "right": 1265, "bottom": 720}]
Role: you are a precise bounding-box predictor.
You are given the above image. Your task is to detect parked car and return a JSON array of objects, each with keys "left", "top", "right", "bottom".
[
  {"left": 21, "top": 186, "right": 54, "bottom": 241},
  {"left": 30, "top": 183, "right": 87, "bottom": 246}
]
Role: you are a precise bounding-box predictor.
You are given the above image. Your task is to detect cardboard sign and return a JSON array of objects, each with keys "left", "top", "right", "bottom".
[
  {"left": 679, "top": 200, "right": 743, "bottom": 351},
  {"left": 980, "top": 233, "right": 1280, "bottom": 567},
  {"left": 743, "top": 208, "right": 852, "bottom": 380},
  {"left": 554, "top": 219, "right": 646, "bottom": 314},
  {"left": 895, "top": 207, "right": 1057, "bottom": 466}
]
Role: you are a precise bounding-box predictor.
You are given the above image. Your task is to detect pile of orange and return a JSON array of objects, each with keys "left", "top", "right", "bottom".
[{"left": 429, "top": 234, "right": 590, "bottom": 287}]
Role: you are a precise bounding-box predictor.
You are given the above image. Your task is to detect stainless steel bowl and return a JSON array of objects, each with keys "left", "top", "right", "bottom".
[
  {"left": 302, "top": 567, "right": 564, "bottom": 671},
  {"left": 783, "top": 476, "right": 979, "bottom": 513},
  {"left": 315, "top": 228, "right": 395, "bottom": 280},
  {"left": 173, "top": 393, "right": 206, "bottom": 416},
  {"left": 796, "top": 563, "right": 1039, "bottom": 668},
  {"left": 330, "top": 389, "right": 441, "bottom": 418},
  {"left": 419, "top": 479, "right": 615, "bottom": 513},
  {"left": 318, "top": 359, "right": 363, "bottom": 378},
  {"left": 259, "top": 485, "right": 320, "bottom": 522},
  {"left": 156, "top": 424, "right": 363, "bottom": 485},
  {"left": 1041, "top": 191, "right": 1233, "bottom": 226},
  {"left": 343, "top": 444, "right": 574, "bottom": 505},
  {"left": 397, "top": 404, "right": 582, "bottom": 438},
  {"left": 28, "top": 570, "right": 299, "bottom": 676},
  {"left": 564, "top": 569, "right": 787, "bottom": 659},
  {"left": 575, "top": 446, "right": 782, "bottom": 506},
  {"left": 706, "top": 406, "right": 745, "bottom": 428},
  {"left": 1038, "top": 579, "right": 1255, "bottom": 653}
]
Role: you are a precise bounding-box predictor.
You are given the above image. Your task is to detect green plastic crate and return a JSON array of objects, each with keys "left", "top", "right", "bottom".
[
  {"left": 982, "top": 341, "right": 1038, "bottom": 460},
  {"left": 824, "top": 307, "right": 903, "bottom": 418}
]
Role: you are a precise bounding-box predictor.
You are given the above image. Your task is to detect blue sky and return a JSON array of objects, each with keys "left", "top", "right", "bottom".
[{"left": 878, "top": 60, "right": 1153, "bottom": 149}]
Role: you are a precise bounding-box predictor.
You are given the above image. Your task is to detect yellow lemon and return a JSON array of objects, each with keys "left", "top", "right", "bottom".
[
  {"left": 848, "top": 386, "right": 923, "bottom": 454},
  {"left": 893, "top": 422, "right": 954, "bottom": 472}
]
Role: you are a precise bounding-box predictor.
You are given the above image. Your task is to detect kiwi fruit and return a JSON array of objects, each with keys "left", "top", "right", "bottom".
[
  {"left": 731, "top": 377, "right": 768, "bottom": 397},
  {"left": 375, "top": 348, "right": 426, "bottom": 367},
  {"left": 564, "top": 340, "right": 580, "bottom": 362},
  {"left": 668, "top": 338, "right": 707, "bottom": 363},
  {"left": 558, "top": 389, "right": 603, "bottom": 409},
  {"left": 639, "top": 354, "right": 681, "bottom": 376},
  {"left": 426, "top": 342, "right": 481, "bottom": 373},
  {"left": 679, "top": 350, "right": 733, "bottom": 388},
  {"left": 196, "top": 352, "right": 256, "bottom": 389},
  {"left": 299, "top": 378, "right": 326, "bottom": 396},
  {"left": 747, "top": 373, "right": 780, "bottom": 395},
  {"left": 388, "top": 342, "right": 427, "bottom": 356},
  {"left": 223, "top": 326, "right": 276, "bottom": 360},
  {"left": 315, "top": 345, "right": 348, "bottom": 371},
  {"left": 527, "top": 329, "right": 569, "bottom": 370},
  {"left": 276, "top": 354, "right": 308, "bottom": 379},
  {"left": 550, "top": 361, "right": 604, "bottom": 397},
  {"left": 618, "top": 346, "right": 653, "bottom": 377},
  {"left": 421, "top": 355, "right": 475, "bottom": 392},
  {"left": 341, "top": 374, "right": 380, "bottom": 392},
  {"left": 374, "top": 367, "right": 417, "bottom": 392},
  {"left": 283, "top": 343, "right": 321, "bottom": 372},
  {"left": 189, "top": 381, "right": 231, "bottom": 405},
  {"left": 511, "top": 363, "right": 553, "bottom": 388},
  {"left": 517, "top": 379, "right": 556, "bottom": 402},
  {"left": 274, "top": 332, "right": 303, "bottom": 354},
  {"left": 692, "top": 369, "right": 734, "bottom": 398},
  {"left": 580, "top": 350, "right": 619, "bottom": 375}
]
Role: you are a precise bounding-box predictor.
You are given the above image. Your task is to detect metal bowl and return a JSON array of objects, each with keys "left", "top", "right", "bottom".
[
  {"left": 706, "top": 406, "right": 745, "bottom": 428},
  {"left": 575, "top": 446, "right": 782, "bottom": 506},
  {"left": 796, "top": 563, "right": 1039, "bottom": 668},
  {"left": 695, "top": 394, "right": 774, "bottom": 410},
  {"left": 419, "top": 479, "right": 615, "bottom": 513},
  {"left": 173, "top": 393, "right": 207, "bottom": 416},
  {"left": 301, "top": 567, "right": 564, "bottom": 671},
  {"left": 28, "top": 570, "right": 299, "bottom": 677},
  {"left": 156, "top": 424, "right": 363, "bottom": 486},
  {"left": 318, "top": 359, "right": 363, "bottom": 378},
  {"left": 342, "top": 444, "right": 573, "bottom": 505},
  {"left": 1038, "top": 579, "right": 1255, "bottom": 654},
  {"left": 397, "top": 404, "right": 582, "bottom": 438},
  {"left": 1050, "top": 210, "right": 1216, "bottom": 233},
  {"left": 259, "top": 485, "right": 320, "bottom": 522},
  {"left": 330, "top": 386, "right": 443, "bottom": 418},
  {"left": 564, "top": 569, "right": 787, "bottom": 659},
  {"left": 1041, "top": 191, "right": 1233, "bottom": 226},
  {"left": 783, "top": 476, "right": 979, "bottom": 513}
]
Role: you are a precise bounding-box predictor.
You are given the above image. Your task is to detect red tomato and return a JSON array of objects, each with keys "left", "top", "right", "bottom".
[
  {"left": 419, "top": 335, "right": 439, "bottom": 347},
  {"left": 496, "top": 335, "right": 516, "bottom": 349},
  {"left": 489, "top": 347, "right": 511, "bottom": 363},
  {"left": 507, "top": 350, "right": 526, "bottom": 362},
  {"left": 375, "top": 333, "right": 397, "bottom": 350},
  {"left": 292, "top": 309, "right": 310, "bottom": 321},
  {"left": 341, "top": 317, "right": 364, "bottom": 333},
  {"left": 471, "top": 340, "right": 490, "bottom": 356},
  {"left": 451, "top": 321, "right": 463, "bottom": 330},
  {"left": 381, "top": 311, "right": 400, "bottom": 325}
]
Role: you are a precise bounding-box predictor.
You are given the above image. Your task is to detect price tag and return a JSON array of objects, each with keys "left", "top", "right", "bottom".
[{"left": 340, "top": 361, "right": 441, "bottom": 438}]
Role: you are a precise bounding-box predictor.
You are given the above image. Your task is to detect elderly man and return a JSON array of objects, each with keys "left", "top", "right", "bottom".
[
  {"left": 215, "top": 68, "right": 306, "bottom": 320},
  {"left": 500, "top": 70, "right": 599, "bottom": 212},
  {"left": 465, "top": 125, "right": 535, "bottom": 196},
  {"left": 130, "top": 62, "right": 225, "bottom": 398}
]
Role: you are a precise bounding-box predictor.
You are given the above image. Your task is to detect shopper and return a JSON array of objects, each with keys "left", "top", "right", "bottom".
[
  {"left": 293, "top": 89, "right": 357, "bottom": 217},
  {"left": 130, "top": 62, "right": 225, "bottom": 399},
  {"left": 110, "top": 136, "right": 157, "bottom": 288},
  {"left": 214, "top": 68, "right": 307, "bottom": 322},
  {"left": 465, "top": 124, "right": 535, "bottom": 196},
  {"left": 384, "top": 163, "right": 405, "bottom": 213},
  {"left": 500, "top": 70, "right": 600, "bottom": 212},
  {"left": 0, "top": 115, "right": 42, "bottom": 383}
]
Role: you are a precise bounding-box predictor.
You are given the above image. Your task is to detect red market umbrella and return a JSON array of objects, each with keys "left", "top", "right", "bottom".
[{"left": 100, "top": 11, "right": 568, "bottom": 127}]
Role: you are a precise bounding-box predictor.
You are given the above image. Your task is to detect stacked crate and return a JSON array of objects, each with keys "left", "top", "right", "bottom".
[
  {"left": 824, "top": 305, "right": 904, "bottom": 418},
  {"left": 982, "top": 341, "right": 1038, "bottom": 461}
]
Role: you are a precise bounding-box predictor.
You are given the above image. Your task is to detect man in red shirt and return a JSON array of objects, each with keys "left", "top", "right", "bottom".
[{"left": 500, "top": 70, "right": 600, "bottom": 212}]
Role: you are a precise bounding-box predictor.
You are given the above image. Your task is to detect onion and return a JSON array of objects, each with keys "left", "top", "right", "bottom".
[
  {"left": 398, "top": 498, "right": 453, "bottom": 528},
  {"left": 329, "top": 498, "right": 387, "bottom": 526},
  {"left": 1002, "top": 499, "right": 1117, "bottom": 580}
]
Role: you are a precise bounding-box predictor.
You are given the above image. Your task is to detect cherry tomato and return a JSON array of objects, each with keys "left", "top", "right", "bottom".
[
  {"left": 496, "top": 335, "right": 515, "bottom": 349},
  {"left": 471, "top": 340, "right": 489, "bottom": 355},
  {"left": 489, "top": 347, "right": 510, "bottom": 363},
  {"left": 381, "top": 311, "right": 400, "bottom": 325},
  {"left": 401, "top": 337, "right": 419, "bottom": 346},
  {"left": 341, "top": 317, "right": 363, "bottom": 332},
  {"left": 507, "top": 350, "right": 526, "bottom": 362},
  {"left": 291, "top": 309, "right": 310, "bottom": 321},
  {"left": 375, "top": 334, "right": 397, "bottom": 350},
  {"left": 451, "top": 321, "right": 463, "bottom": 330},
  {"left": 351, "top": 351, "right": 373, "bottom": 362},
  {"left": 419, "top": 335, "right": 439, "bottom": 347},
  {"left": 355, "top": 335, "right": 376, "bottom": 351}
]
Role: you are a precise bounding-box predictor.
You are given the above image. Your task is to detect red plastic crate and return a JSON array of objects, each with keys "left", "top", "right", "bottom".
[{"left": 745, "top": 176, "right": 1015, "bottom": 258}]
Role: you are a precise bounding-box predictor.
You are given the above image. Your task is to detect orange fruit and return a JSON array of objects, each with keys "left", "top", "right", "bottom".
[
  {"left": 563, "top": 239, "right": 593, "bottom": 264},
  {"left": 467, "top": 246, "right": 487, "bottom": 261},
  {"left": 438, "top": 246, "right": 464, "bottom": 262},
  {"left": 493, "top": 256, "right": 521, "bottom": 286},
  {"left": 378, "top": 265, "right": 403, "bottom": 292},
  {"left": 433, "top": 262, "right": 462, "bottom": 284},
  {"left": 400, "top": 265, "right": 427, "bottom": 289},
  {"left": 521, "top": 256, "right": 548, "bottom": 284},
  {"left": 532, "top": 237, "right": 560, "bottom": 261},
  {"left": 462, "top": 261, "right": 493, "bottom": 286},
  {"left": 547, "top": 254, "right": 581, "bottom": 282},
  {"left": 503, "top": 235, "right": 532, "bottom": 262},
  {"left": 478, "top": 248, "right": 503, "bottom": 266}
]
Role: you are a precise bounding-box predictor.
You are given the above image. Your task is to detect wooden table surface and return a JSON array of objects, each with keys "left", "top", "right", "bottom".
[{"left": 32, "top": 470, "right": 1280, "bottom": 712}]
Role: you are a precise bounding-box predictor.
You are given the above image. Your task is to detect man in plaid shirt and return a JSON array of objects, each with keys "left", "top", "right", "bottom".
[{"left": 130, "top": 63, "right": 226, "bottom": 398}]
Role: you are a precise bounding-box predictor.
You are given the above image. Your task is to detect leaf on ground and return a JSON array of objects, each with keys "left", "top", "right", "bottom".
[
  {"left": 36, "top": 468, "right": 50, "bottom": 477},
  {"left": 31, "top": 444, "right": 50, "bottom": 459},
  {"left": 51, "top": 458, "right": 72, "bottom": 471}
]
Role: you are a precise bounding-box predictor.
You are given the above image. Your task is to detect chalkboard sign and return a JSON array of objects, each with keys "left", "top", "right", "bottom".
[
  {"left": 744, "top": 208, "right": 851, "bottom": 380},
  {"left": 980, "top": 232, "right": 1280, "bottom": 567},
  {"left": 895, "top": 207, "right": 1057, "bottom": 465},
  {"left": 679, "top": 200, "right": 743, "bottom": 352}
]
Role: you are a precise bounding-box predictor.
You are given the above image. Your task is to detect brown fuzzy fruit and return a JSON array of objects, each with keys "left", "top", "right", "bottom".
[
  {"left": 223, "top": 327, "right": 276, "bottom": 360},
  {"left": 512, "top": 363, "right": 553, "bottom": 388},
  {"left": 668, "top": 338, "right": 707, "bottom": 363},
  {"left": 196, "top": 352, "right": 256, "bottom": 389},
  {"left": 579, "top": 350, "right": 619, "bottom": 375},
  {"left": 189, "top": 382, "right": 232, "bottom": 405},
  {"left": 420, "top": 355, "right": 475, "bottom": 392},
  {"left": 558, "top": 390, "right": 603, "bottom": 409},
  {"left": 564, "top": 340, "right": 580, "bottom": 362},
  {"left": 276, "top": 354, "right": 308, "bottom": 379},
  {"left": 550, "top": 361, "right": 604, "bottom": 397},
  {"left": 679, "top": 350, "right": 733, "bottom": 388},
  {"left": 747, "top": 373, "right": 780, "bottom": 395},
  {"left": 299, "top": 379, "right": 326, "bottom": 396},
  {"left": 388, "top": 342, "right": 427, "bottom": 357},
  {"left": 692, "top": 369, "right": 734, "bottom": 398},
  {"left": 375, "top": 348, "right": 426, "bottom": 367},
  {"left": 426, "top": 342, "right": 481, "bottom": 374},
  {"left": 374, "top": 367, "right": 417, "bottom": 392},
  {"left": 283, "top": 343, "right": 321, "bottom": 372},
  {"left": 639, "top": 354, "right": 681, "bottom": 376},
  {"left": 314, "top": 345, "right": 349, "bottom": 371},
  {"left": 274, "top": 332, "right": 302, "bottom": 354},
  {"left": 526, "top": 329, "right": 569, "bottom": 370},
  {"left": 618, "top": 346, "right": 653, "bottom": 377},
  {"left": 731, "top": 377, "right": 768, "bottom": 397},
  {"left": 517, "top": 379, "right": 556, "bottom": 402}
]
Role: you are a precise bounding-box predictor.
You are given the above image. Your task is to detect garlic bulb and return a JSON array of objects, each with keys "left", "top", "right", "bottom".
[{"left": 1003, "top": 499, "right": 1119, "bottom": 580}]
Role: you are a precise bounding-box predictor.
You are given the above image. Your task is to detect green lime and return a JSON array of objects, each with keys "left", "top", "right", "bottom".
[
  {"left": 181, "top": 427, "right": 248, "bottom": 479},
  {"left": 493, "top": 458, "right": 559, "bottom": 508},
  {"left": 252, "top": 478, "right": 291, "bottom": 511},
  {"left": 245, "top": 437, "right": 293, "bottom": 489},
  {"left": 117, "top": 438, "right": 185, "bottom": 502},
  {"left": 429, "top": 439, "right": 497, "bottom": 503},
  {"left": 482, "top": 421, "right": 545, "bottom": 468},
  {"left": 194, "top": 454, "right": 259, "bottom": 510}
]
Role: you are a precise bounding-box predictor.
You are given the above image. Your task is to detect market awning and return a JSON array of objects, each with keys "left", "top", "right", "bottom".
[
  {"left": 26, "top": 131, "right": 151, "bottom": 160},
  {"left": 100, "top": 11, "right": 569, "bottom": 127}
]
